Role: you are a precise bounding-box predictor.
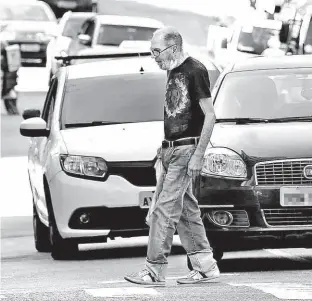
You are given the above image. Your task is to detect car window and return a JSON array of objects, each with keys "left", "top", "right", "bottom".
[
  {"left": 62, "top": 17, "right": 89, "bottom": 38},
  {"left": 61, "top": 73, "right": 166, "bottom": 127},
  {"left": 0, "top": 3, "right": 52, "bottom": 21},
  {"left": 214, "top": 68, "right": 312, "bottom": 119},
  {"left": 42, "top": 79, "right": 58, "bottom": 128},
  {"left": 97, "top": 25, "right": 157, "bottom": 46},
  {"left": 85, "top": 21, "right": 95, "bottom": 37}
]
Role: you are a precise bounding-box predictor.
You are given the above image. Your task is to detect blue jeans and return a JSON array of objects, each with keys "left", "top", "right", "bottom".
[{"left": 145, "top": 144, "right": 216, "bottom": 281}]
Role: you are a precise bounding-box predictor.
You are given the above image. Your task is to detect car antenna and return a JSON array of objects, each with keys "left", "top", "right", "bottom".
[{"left": 138, "top": 51, "right": 144, "bottom": 73}]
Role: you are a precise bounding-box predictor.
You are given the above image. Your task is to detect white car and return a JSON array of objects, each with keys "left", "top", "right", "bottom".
[
  {"left": 20, "top": 52, "right": 221, "bottom": 260},
  {"left": 67, "top": 14, "right": 164, "bottom": 56},
  {"left": 46, "top": 11, "right": 96, "bottom": 80}
]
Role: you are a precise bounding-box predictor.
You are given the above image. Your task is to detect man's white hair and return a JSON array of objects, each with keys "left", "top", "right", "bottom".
[{"left": 153, "top": 26, "right": 183, "bottom": 51}]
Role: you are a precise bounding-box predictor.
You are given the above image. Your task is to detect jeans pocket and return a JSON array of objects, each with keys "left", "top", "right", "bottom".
[{"left": 171, "top": 145, "right": 196, "bottom": 166}]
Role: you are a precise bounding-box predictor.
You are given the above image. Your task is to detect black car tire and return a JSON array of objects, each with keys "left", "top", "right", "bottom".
[
  {"left": 33, "top": 205, "right": 51, "bottom": 252},
  {"left": 45, "top": 191, "right": 78, "bottom": 260},
  {"left": 187, "top": 248, "right": 224, "bottom": 270}
]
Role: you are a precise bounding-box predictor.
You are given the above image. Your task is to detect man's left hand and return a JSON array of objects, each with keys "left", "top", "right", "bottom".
[{"left": 187, "top": 153, "right": 204, "bottom": 178}]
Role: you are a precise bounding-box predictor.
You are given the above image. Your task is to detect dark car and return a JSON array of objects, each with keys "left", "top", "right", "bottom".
[
  {"left": 196, "top": 55, "right": 312, "bottom": 261},
  {"left": 0, "top": 0, "right": 58, "bottom": 67},
  {"left": 41, "top": 0, "right": 95, "bottom": 18}
]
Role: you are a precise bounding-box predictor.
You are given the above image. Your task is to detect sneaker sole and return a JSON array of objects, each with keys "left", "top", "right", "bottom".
[
  {"left": 124, "top": 276, "right": 166, "bottom": 287},
  {"left": 177, "top": 274, "right": 220, "bottom": 285}
]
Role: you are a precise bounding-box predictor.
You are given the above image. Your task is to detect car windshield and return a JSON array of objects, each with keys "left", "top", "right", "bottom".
[
  {"left": 97, "top": 25, "right": 157, "bottom": 46},
  {"left": 0, "top": 4, "right": 52, "bottom": 22},
  {"left": 237, "top": 25, "right": 278, "bottom": 55},
  {"left": 62, "top": 17, "right": 88, "bottom": 38},
  {"left": 61, "top": 73, "right": 166, "bottom": 127},
  {"left": 214, "top": 68, "right": 312, "bottom": 120},
  {"left": 305, "top": 20, "right": 312, "bottom": 45}
]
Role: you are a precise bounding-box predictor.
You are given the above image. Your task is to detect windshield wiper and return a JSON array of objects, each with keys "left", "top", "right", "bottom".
[
  {"left": 216, "top": 118, "right": 269, "bottom": 124},
  {"left": 64, "top": 121, "right": 131, "bottom": 128}
]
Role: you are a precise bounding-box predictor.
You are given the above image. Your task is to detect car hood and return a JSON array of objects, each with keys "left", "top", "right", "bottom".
[
  {"left": 4, "top": 21, "right": 57, "bottom": 34},
  {"left": 54, "top": 36, "right": 72, "bottom": 52},
  {"left": 60, "top": 121, "right": 164, "bottom": 161},
  {"left": 210, "top": 122, "right": 312, "bottom": 162}
]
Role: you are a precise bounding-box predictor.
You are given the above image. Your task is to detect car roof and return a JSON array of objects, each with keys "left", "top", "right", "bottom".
[
  {"left": 93, "top": 15, "right": 164, "bottom": 28},
  {"left": 230, "top": 55, "right": 312, "bottom": 72},
  {"left": 67, "top": 56, "right": 163, "bottom": 80},
  {"left": 62, "top": 11, "right": 96, "bottom": 19}
]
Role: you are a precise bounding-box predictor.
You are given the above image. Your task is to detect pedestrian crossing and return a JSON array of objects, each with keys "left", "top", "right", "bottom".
[{"left": 2, "top": 280, "right": 312, "bottom": 300}]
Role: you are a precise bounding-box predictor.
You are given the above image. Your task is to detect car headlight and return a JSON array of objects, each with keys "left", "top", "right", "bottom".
[
  {"left": 201, "top": 147, "right": 247, "bottom": 179},
  {"left": 0, "top": 31, "right": 16, "bottom": 41},
  {"left": 60, "top": 155, "right": 108, "bottom": 178}
]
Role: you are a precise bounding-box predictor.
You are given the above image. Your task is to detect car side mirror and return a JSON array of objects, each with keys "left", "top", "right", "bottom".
[
  {"left": 279, "top": 23, "right": 289, "bottom": 44},
  {"left": 22, "top": 109, "right": 41, "bottom": 120},
  {"left": 78, "top": 34, "right": 91, "bottom": 46},
  {"left": 20, "top": 118, "right": 50, "bottom": 137}
]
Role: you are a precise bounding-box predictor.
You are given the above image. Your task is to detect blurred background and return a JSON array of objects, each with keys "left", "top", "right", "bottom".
[{"left": 1, "top": 0, "right": 312, "bottom": 212}]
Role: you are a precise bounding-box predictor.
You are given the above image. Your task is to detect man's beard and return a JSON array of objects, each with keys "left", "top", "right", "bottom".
[{"left": 158, "top": 58, "right": 179, "bottom": 70}]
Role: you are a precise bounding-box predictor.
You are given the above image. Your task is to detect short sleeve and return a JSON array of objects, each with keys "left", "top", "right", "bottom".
[{"left": 191, "top": 67, "right": 211, "bottom": 101}]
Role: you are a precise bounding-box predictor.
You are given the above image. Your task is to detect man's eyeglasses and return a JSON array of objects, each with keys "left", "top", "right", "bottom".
[{"left": 151, "top": 44, "right": 177, "bottom": 58}]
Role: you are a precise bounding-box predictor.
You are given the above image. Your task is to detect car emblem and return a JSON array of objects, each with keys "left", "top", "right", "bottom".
[{"left": 303, "top": 165, "right": 312, "bottom": 179}]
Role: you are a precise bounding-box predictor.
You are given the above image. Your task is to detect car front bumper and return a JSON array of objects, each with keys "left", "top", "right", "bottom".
[{"left": 48, "top": 171, "right": 154, "bottom": 240}]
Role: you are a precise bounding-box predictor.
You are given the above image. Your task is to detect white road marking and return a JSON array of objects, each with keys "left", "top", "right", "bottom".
[
  {"left": 85, "top": 287, "right": 160, "bottom": 297},
  {"left": 100, "top": 273, "right": 239, "bottom": 284},
  {"left": 265, "top": 249, "right": 311, "bottom": 262},
  {"left": 0, "top": 156, "right": 32, "bottom": 217},
  {"left": 229, "top": 283, "right": 312, "bottom": 300},
  {"left": 0, "top": 295, "right": 7, "bottom": 299}
]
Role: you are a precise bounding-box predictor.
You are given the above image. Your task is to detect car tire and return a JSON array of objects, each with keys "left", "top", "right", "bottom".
[
  {"left": 44, "top": 181, "right": 79, "bottom": 260},
  {"left": 33, "top": 205, "right": 51, "bottom": 252},
  {"left": 187, "top": 248, "right": 224, "bottom": 270}
]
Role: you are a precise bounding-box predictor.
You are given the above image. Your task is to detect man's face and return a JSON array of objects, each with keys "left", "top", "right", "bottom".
[{"left": 151, "top": 34, "right": 177, "bottom": 70}]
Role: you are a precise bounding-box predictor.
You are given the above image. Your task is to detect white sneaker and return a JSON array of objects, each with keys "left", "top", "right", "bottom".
[{"left": 177, "top": 264, "right": 220, "bottom": 284}]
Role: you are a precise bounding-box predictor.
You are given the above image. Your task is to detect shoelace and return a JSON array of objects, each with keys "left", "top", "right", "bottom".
[{"left": 187, "top": 270, "right": 200, "bottom": 279}]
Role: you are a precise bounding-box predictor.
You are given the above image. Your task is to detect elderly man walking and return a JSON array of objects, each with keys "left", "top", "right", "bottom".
[{"left": 125, "top": 26, "right": 220, "bottom": 286}]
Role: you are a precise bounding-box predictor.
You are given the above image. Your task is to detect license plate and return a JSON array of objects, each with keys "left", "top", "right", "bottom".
[
  {"left": 139, "top": 191, "right": 155, "bottom": 208},
  {"left": 57, "top": 1, "right": 77, "bottom": 9},
  {"left": 280, "top": 186, "right": 312, "bottom": 207},
  {"left": 21, "top": 44, "right": 40, "bottom": 52},
  {"left": 5, "top": 45, "right": 21, "bottom": 72}
]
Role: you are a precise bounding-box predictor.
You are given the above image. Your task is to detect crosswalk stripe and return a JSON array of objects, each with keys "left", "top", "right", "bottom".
[
  {"left": 85, "top": 287, "right": 159, "bottom": 297},
  {"left": 229, "top": 283, "right": 312, "bottom": 300},
  {"left": 264, "top": 249, "right": 311, "bottom": 262}
]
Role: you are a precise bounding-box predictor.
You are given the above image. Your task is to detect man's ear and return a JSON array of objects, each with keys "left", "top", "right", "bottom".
[{"left": 172, "top": 45, "right": 178, "bottom": 53}]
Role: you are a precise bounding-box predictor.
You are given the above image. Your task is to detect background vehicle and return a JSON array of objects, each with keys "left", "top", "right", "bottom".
[
  {"left": 19, "top": 52, "right": 221, "bottom": 260},
  {"left": 196, "top": 55, "right": 312, "bottom": 262},
  {"left": 46, "top": 11, "right": 96, "bottom": 79},
  {"left": 215, "top": 18, "right": 282, "bottom": 68},
  {"left": 67, "top": 15, "right": 164, "bottom": 56},
  {"left": 0, "top": 0, "right": 58, "bottom": 67},
  {"left": 1, "top": 28, "right": 21, "bottom": 115},
  {"left": 40, "top": 0, "right": 95, "bottom": 19}
]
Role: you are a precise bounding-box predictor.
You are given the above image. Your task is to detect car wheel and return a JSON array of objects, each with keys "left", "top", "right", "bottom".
[
  {"left": 49, "top": 220, "right": 79, "bottom": 260},
  {"left": 33, "top": 205, "right": 51, "bottom": 252},
  {"left": 44, "top": 182, "right": 79, "bottom": 260},
  {"left": 187, "top": 248, "right": 224, "bottom": 270}
]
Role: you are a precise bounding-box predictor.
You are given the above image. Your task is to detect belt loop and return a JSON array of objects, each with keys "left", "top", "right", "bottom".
[
  {"left": 195, "top": 137, "right": 199, "bottom": 146},
  {"left": 169, "top": 141, "right": 173, "bottom": 147}
]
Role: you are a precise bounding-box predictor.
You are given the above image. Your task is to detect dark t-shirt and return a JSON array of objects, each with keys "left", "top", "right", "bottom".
[{"left": 164, "top": 56, "right": 211, "bottom": 140}]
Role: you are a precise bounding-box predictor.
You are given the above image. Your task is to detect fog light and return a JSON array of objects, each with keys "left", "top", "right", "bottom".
[
  {"left": 212, "top": 211, "right": 233, "bottom": 226},
  {"left": 79, "top": 213, "right": 90, "bottom": 224}
]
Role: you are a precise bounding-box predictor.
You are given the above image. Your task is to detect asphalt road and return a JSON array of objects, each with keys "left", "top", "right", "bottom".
[{"left": 1, "top": 0, "right": 312, "bottom": 300}]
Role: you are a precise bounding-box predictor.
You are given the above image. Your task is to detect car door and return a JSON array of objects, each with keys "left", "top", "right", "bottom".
[{"left": 33, "top": 78, "right": 58, "bottom": 216}]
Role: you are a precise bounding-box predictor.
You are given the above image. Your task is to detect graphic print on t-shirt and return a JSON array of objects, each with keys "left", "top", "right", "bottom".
[{"left": 165, "top": 73, "right": 191, "bottom": 118}]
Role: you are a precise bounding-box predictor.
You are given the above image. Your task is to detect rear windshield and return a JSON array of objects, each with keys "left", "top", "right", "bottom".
[
  {"left": 61, "top": 73, "right": 166, "bottom": 127},
  {"left": 97, "top": 25, "right": 157, "bottom": 46}
]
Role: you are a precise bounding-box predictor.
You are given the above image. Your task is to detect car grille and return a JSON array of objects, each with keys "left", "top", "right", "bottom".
[
  {"left": 263, "top": 208, "right": 312, "bottom": 226},
  {"left": 107, "top": 161, "right": 156, "bottom": 187},
  {"left": 255, "top": 159, "right": 312, "bottom": 185},
  {"left": 16, "top": 32, "right": 39, "bottom": 41}
]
